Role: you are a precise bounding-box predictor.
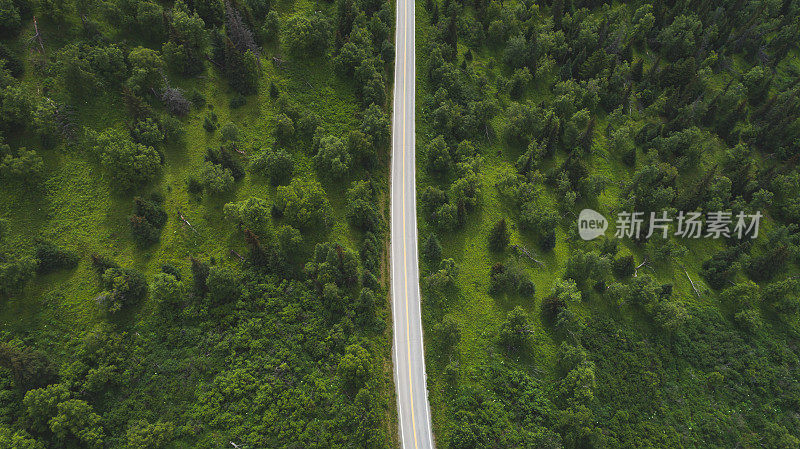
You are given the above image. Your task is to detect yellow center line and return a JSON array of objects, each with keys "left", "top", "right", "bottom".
[{"left": 400, "top": 0, "right": 419, "bottom": 447}]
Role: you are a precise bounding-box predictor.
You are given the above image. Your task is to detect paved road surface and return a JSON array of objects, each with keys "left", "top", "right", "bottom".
[{"left": 390, "top": 0, "right": 434, "bottom": 447}]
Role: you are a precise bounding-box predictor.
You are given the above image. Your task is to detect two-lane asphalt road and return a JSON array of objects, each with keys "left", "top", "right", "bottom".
[{"left": 390, "top": 0, "right": 434, "bottom": 447}]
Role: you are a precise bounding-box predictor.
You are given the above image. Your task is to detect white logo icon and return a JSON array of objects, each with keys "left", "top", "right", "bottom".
[{"left": 578, "top": 209, "right": 608, "bottom": 240}]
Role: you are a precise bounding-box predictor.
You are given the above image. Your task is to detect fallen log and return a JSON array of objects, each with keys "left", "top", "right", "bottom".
[
  {"left": 178, "top": 211, "right": 200, "bottom": 235},
  {"left": 681, "top": 265, "right": 700, "bottom": 297},
  {"left": 511, "top": 244, "right": 545, "bottom": 268}
]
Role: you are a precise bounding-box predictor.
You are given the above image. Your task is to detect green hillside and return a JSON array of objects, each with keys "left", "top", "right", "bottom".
[
  {"left": 0, "top": 0, "right": 397, "bottom": 447},
  {"left": 416, "top": 0, "right": 800, "bottom": 448}
]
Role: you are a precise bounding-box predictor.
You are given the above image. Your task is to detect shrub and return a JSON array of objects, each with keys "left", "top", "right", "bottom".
[
  {"left": 422, "top": 233, "right": 442, "bottom": 264},
  {"left": 200, "top": 162, "right": 234, "bottom": 195},
  {"left": 34, "top": 241, "right": 79, "bottom": 274},
  {"left": 274, "top": 113, "right": 295, "bottom": 143},
  {"left": 130, "top": 118, "right": 164, "bottom": 147},
  {"left": 187, "top": 176, "right": 203, "bottom": 195},
  {"left": 162, "top": 6, "right": 206, "bottom": 76},
  {"left": 224, "top": 197, "right": 271, "bottom": 236},
  {"left": 225, "top": 48, "right": 260, "bottom": 95},
  {"left": 313, "top": 135, "right": 350, "bottom": 178},
  {"left": 251, "top": 148, "right": 294, "bottom": 185},
  {"left": 274, "top": 177, "right": 333, "bottom": 231},
  {"left": 433, "top": 314, "right": 460, "bottom": 352},
  {"left": 346, "top": 180, "right": 380, "bottom": 232},
  {"left": 220, "top": 122, "right": 240, "bottom": 143},
  {"left": 203, "top": 111, "right": 218, "bottom": 132},
  {"left": 0, "top": 343, "right": 57, "bottom": 391},
  {"left": 286, "top": 14, "right": 331, "bottom": 56},
  {"left": 125, "top": 420, "right": 175, "bottom": 449},
  {"left": 0, "top": 147, "right": 43, "bottom": 182},
  {"left": 498, "top": 306, "right": 531, "bottom": 351},
  {"left": 97, "top": 266, "right": 148, "bottom": 313},
  {"left": 127, "top": 47, "right": 165, "bottom": 96},
  {"left": 161, "top": 87, "right": 190, "bottom": 116},
  {"left": 151, "top": 272, "right": 186, "bottom": 311},
  {"left": 488, "top": 218, "right": 510, "bottom": 252},
  {"left": 489, "top": 259, "right": 535, "bottom": 296},
  {"left": 206, "top": 266, "right": 241, "bottom": 305},
  {"left": 0, "top": 256, "right": 36, "bottom": 297},
  {"left": 93, "top": 129, "right": 161, "bottom": 191},
  {"left": 49, "top": 399, "right": 105, "bottom": 448},
  {"left": 189, "top": 89, "right": 206, "bottom": 107},
  {"left": 612, "top": 254, "right": 635, "bottom": 278},
  {"left": 338, "top": 344, "right": 371, "bottom": 390},
  {"left": 0, "top": 84, "right": 32, "bottom": 133},
  {"left": 205, "top": 145, "right": 244, "bottom": 180},
  {"left": 262, "top": 10, "right": 280, "bottom": 43},
  {"left": 130, "top": 195, "right": 167, "bottom": 247}
]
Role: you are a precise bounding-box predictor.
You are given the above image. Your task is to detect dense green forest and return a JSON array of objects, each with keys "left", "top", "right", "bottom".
[
  {"left": 416, "top": 0, "right": 800, "bottom": 448},
  {"left": 0, "top": 0, "right": 397, "bottom": 447}
]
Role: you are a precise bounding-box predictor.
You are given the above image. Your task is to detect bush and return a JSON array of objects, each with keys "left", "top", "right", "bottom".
[
  {"left": 130, "top": 118, "right": 164, "bottom": 147},
  {"left": 251, "top": 148, "right": 294, "bottom": 185},
  {"left": 0, "top": 147, "right": 43, "bottom": 182},
  {"left": 203, "top": 111, "right": 218, "bottom": 132},
  {"left": 187, "top": 176, "right": 203, "bottom": 195},
  {"left": 220, "top": 122, "right": 240, "bottom": 143},
  {"left": 34, "top": 241, "right": 79, "bottom": 274},
  {"left": 162, "top": 6, "right": 206, "bottom": 76},
  {"left": 206, "top": 266, "right": 241, "bottom": 305},
  {"left": 488, "top": 218, "right": 510, "bottom": 252},
  {"left": 313, "top": 135, "right": 350, "bottom": 178},
  {"left": 125, "top": 420, "right": 175, "bottom": 449},
  {"left": 0, "top": 343, "right": 57, "bottom": 391},
  {"left": 275, "top": 113, "right": 295, "bottom": 143},
  {"left": 612, "top": 254, "right": 635, "bottom": 278},
  {"left": 0, "top": 256, "right": 36, "bottom": 297},
  {"left": 130, "top": 195, "right": 167, "bottom": 247},
  {"left": 93, "top": 129, "right": 161, "bottom": 191},
  {"left": 422, "top": 233, "right": 442, "bottom": 264},
  {"left": 127, "top": 47, "right": 165, "bottom": 96},
  {"left": 205, "top": 145, "right": 245, "bottom": 180},
  {"left": 489, "top": 259, "right": 535, "bottom": 296},
  {"left": 224, "top": 197, "right": 271, "bottom": 236},
  {"left": 0, "top": 84, "right": 32, "bottom": 133},
  {"left": 49, "top": 399, "right": 105, "bottom": 448},
  {"left": 262, "top": 10, "right": 279, "bottom": 43},
  {"left": 286, "top": 14, "right": 331, "bottom": 56},
  {"left": 498, "top": 306, "right": 531, "bottom": 351},
  {"left": 161, "top": 87, "right": 190, "bottom": 116},
  {"left": 200, "top": 162, "right": 234, "bottom": 195},
  {"left": 432, "top": 315, "right": 460, "bottom": 352},
  {"left": 189, "top": 89, "right": 206, "bottom": 108},
  {"left": 225, "top": 49, "right": 260, "bottom": 95},
  {"left": 338, "top": 344, "right": 371, "bottom": 390},
  {"left": 346, "top": 180, "right": 380, "bottom": 232},
  {"left": 97, "top": 266, "right": 148, "bottom": 313},
  {"left": 274, "top": 177, "right": 333, "bottom": 231}
]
